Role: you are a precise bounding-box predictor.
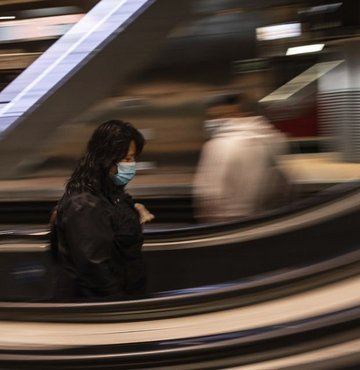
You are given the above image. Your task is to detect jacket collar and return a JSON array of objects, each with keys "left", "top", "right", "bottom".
[{"left": 106, "top": 186, "right": 134, "bottom": 207}]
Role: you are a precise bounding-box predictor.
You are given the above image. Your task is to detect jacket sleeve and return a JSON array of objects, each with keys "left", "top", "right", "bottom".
[
  {"left": 63, "top": 195, "right": 119, "bottom": 296},
  {"left": 111, "top": 199, "right": 146, "bottom": 295}
]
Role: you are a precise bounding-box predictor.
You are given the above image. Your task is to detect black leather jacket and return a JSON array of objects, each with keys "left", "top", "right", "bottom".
[{"left": 55, "top": 188, "right": 146, "bottom": 300}]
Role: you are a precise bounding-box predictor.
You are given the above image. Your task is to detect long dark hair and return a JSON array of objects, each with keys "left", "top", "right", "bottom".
[{"left": 65, "top": 120, "right": 144, "bottom": 195}]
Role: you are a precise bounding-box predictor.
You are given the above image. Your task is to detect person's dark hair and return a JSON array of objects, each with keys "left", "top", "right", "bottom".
[
  {"left": 65, "top": 120, "right": 144, "bottom": 195},
  {"left": 207, "top": 93, "right": 240, "bottom": 108},
  {"left": 207, "top": 92, "right": 255, "bottom": 113}
]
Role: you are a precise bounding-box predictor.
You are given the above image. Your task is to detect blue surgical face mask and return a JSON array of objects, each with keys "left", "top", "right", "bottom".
[{"left": 112, "top": 162, "right": 136, "bottom": 186}]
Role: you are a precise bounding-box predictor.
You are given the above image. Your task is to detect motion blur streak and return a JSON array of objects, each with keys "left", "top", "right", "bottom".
[
  {"left": 0, "top": 14, "right": 84, "bottom": 42},
  {"left": 0, "top": 0, "right": 153, "bottom": 133}
]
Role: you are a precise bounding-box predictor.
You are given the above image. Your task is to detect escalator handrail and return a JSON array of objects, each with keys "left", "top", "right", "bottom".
[
  {"left": 0, "top": 249, "right": 358, "bottom": 322},
  {"left": 145, "top": 181, "right": 360, "bottom": 237},
  {"left": 145, "top": 186, "right": 360, "bottom": 249},
  {"left": 0, "top": 181, "right": 359, "bottom": 242},
  {"left": 0, "top": 305, "right": 357, "bottom": 369}
]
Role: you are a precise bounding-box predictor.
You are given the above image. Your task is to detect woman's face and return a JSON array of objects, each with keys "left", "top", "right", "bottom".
[{"left": 110, "top": 140, "right": 136, "bottom": 175}]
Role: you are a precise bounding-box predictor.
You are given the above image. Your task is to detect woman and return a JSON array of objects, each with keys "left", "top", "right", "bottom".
[{"left": 54, "top": 120, "right": 153, "bottom": 300}]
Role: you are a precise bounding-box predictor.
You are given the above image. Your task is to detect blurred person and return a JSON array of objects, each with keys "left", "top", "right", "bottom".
[
  {"left": 53, "top": 120, "right": 154, "bottom": 301},
  {"left": 193, "top": 93, "right": 290, "bottom": 222}
]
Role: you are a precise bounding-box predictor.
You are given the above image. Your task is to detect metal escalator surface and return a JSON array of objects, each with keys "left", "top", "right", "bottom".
[
  {"left": 0, "top": 184, "right": 358, "bottom": 369},
  {"left": 0, "top": 275, "right": 358, "bottom": 369},
  {"left": 0, "top": 182, "right": 359, "bottom": 299}
]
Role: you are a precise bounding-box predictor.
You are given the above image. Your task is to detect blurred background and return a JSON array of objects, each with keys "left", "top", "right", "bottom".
[
  {"left": 0, "top": 1, "right": 359, "bottom": 369},
  {"left": 0, "top": 0, "right": 359, "bottom": 208}
]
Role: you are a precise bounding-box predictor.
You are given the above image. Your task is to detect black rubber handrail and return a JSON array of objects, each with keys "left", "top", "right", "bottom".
[
  {"left": 145, "top": 181, "right": 360, "bottom": 237},
  {"left": 0, "top": 249, "right": 358, "bottom": 322},
  {"left": 0, "top": 181, "right": 358, "bottom": 242},
  {"left": 0, "top": 182, "right": 358, "bottom": 300},
  {"left": 0, "top": 305, "right": 357, "bottom": 370}
]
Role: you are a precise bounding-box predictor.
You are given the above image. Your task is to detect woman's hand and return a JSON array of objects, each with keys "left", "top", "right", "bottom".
[{"left": 134, "top": 203, "right": 155, "bottom": 224}]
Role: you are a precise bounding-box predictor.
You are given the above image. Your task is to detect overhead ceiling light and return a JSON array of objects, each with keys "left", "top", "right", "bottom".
[
  {"left": 298, "top": 2, "right": 342, "bottom": 15},
  {"left": 286, "top": 43, "right": 324, "bottom": 56},
  {"left": 0, "top": 16, "right": 16, "bottom": 20},
  {"left": 257, "top": 23, "right": 301, "bottom": 41}
]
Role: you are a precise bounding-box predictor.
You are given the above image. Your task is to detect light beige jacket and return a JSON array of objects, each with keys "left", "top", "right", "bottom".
[{"left": 193, "top": 116, "right": 289, "bottom": 222}]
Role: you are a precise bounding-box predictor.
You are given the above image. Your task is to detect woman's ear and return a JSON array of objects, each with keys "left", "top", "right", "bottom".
[{"left": 109, "top": 163, "right": 118, "bottom": 175}]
